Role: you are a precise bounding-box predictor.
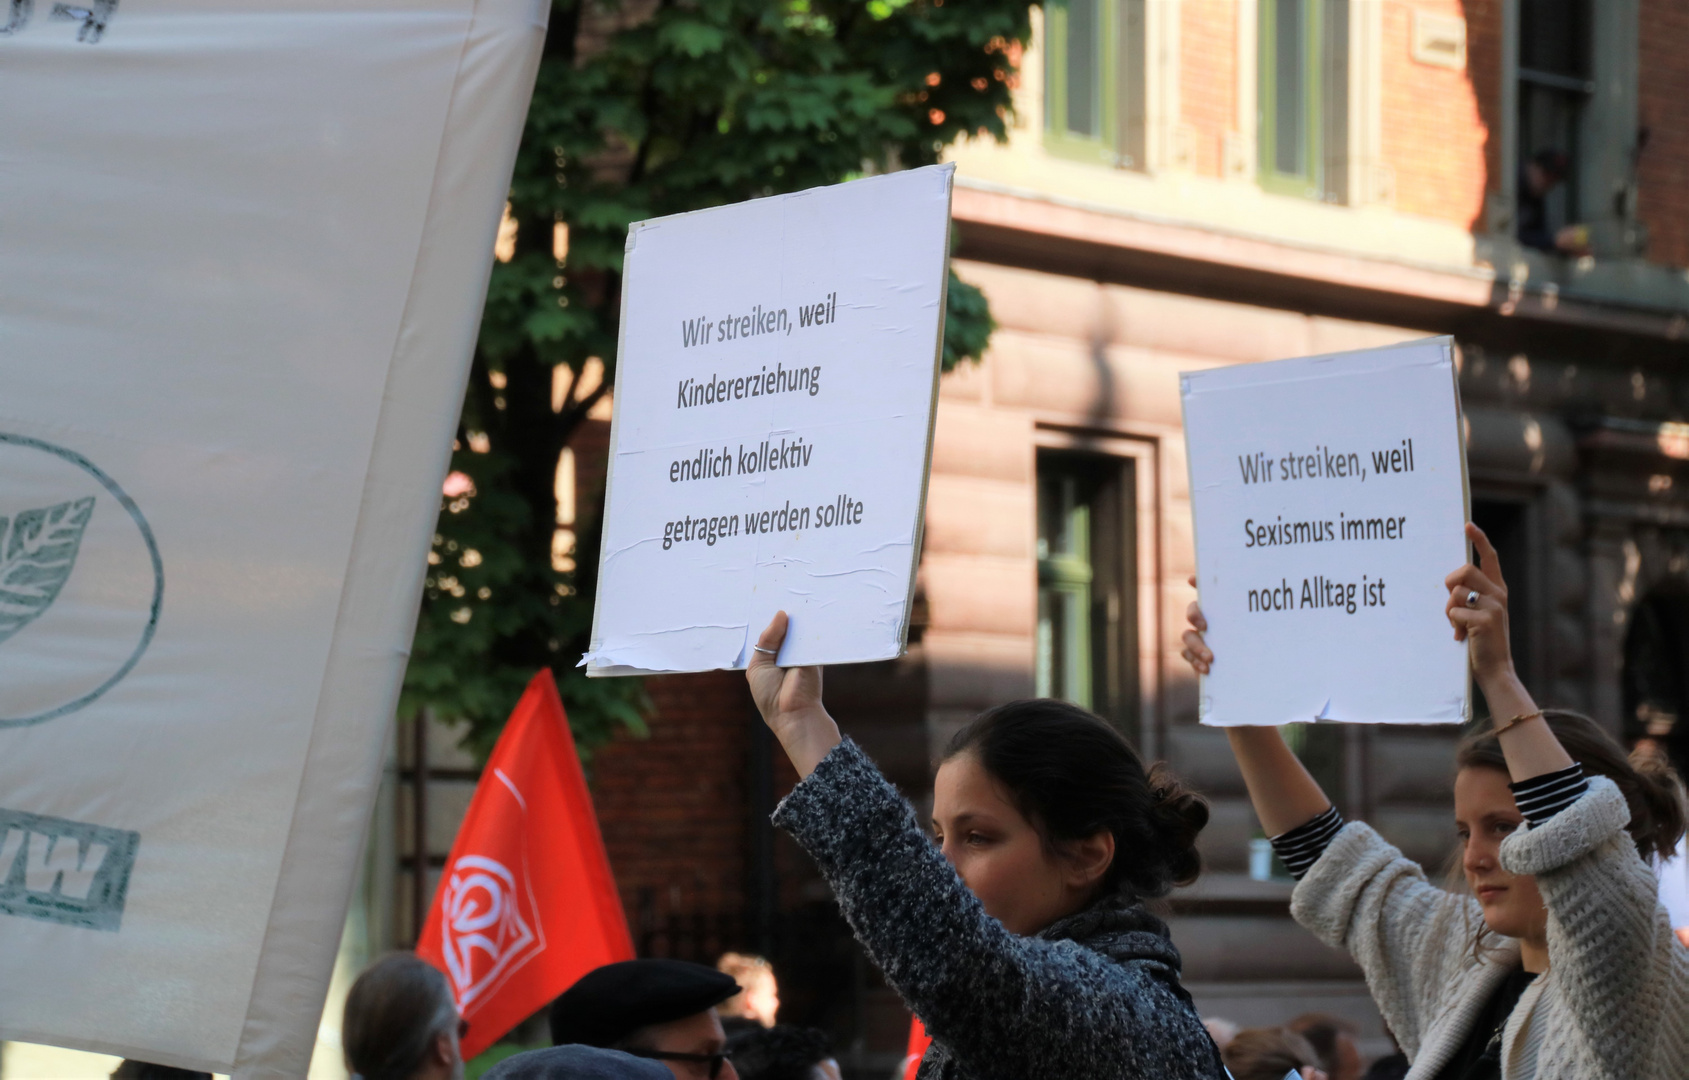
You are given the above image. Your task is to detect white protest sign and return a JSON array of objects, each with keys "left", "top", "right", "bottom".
[
  {"left": 583, "top": 166, "right": 953, "bottom": 675},
  {"left": 1181, "top": 337, "right": 1470, "bottom": 726},
  {"left": 0, "top": 3, "right": 543, "bottom": 1073}
]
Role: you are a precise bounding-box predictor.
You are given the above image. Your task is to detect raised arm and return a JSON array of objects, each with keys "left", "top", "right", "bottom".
[
  {"left": 745, "top": 610, "right": 840, "bottom": 778},
  {"left": 1444, "top": 523, "right": 1574, "bottom": 780},
  {"left": 1180, "top": 581, "right": 1331, "bottom": 836},
  {"left": 749, "top": 613, "right": 1225, "bottom": 1079}
]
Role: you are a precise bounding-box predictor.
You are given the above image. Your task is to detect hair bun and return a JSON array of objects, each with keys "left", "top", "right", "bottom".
[
  {"left": 1147, "top": 764, "right": 1209, "bottom": 887},
  {"left": 1630, "top": 751, "right": 1688, "bottom": 861}
]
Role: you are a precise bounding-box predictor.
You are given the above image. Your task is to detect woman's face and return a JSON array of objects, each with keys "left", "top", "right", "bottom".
[
  {"left": 1454, "top": 766, "right": 1547, "bottom": 941},
  {"left": 931, "top": 751, "right": 1108, "bottom": 935}
]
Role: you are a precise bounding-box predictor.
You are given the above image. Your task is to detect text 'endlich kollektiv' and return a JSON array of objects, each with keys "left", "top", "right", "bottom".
[{"left": 670, "top": 436, "right": 814, "bottom": 483}]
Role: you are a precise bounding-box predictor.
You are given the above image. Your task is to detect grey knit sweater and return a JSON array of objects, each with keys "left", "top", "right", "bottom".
[
  {"left": 772, "top": 738, "right": 1226, "bottom": 1080},
  {"left": 1291, "top": 776, "right": 1689, "bottom": 1079}
]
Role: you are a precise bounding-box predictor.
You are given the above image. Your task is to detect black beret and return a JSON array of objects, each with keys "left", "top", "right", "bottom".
[
  {"left": 483, "top": 1045, "right": 672, "bottom": 1080},
  {"left": 549, "top": 959, "right": 741, "bottom": 1048}
]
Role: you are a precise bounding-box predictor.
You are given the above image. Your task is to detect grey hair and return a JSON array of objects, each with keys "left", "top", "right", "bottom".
[{"left": 343, "top": 953, "right": 459, "bottom": 1080}]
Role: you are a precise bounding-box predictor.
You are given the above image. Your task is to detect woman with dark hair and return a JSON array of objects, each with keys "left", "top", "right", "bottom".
[
  {"left": 343, "top": 953, "right": 466, "bottom": 1080},
  {"left": 746, "top": 615, "right": 1226, "bottom": 1080},
  {"left": 1181, "top": 524, "right": 1688, "bottom": 1079}
]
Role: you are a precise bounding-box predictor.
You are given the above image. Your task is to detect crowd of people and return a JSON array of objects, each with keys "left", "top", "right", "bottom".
[
  {"left": 328, "top": 951, "right": 837, "bottom": 1080},
  {"left": 296, "top": 523, "right": 1684, "bottom": 1080}
]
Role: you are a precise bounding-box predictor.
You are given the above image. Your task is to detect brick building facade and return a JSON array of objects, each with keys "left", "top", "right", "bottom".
[{"left": 387, "top": 3, "right": 1689, "bottom": 1075}]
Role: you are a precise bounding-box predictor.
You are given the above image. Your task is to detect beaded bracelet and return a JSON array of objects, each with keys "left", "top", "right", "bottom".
[{"left": 1492, "top": 709, "right": 1544, "bottom": 737}]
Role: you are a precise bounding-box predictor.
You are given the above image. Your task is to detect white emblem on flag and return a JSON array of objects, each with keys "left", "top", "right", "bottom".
[{"left": 440, "top": 853, "right": 542, "bottom": 1010}]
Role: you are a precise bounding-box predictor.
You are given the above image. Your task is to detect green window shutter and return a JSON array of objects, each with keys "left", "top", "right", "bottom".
[
  {"left": 1037, "top": 474, "right": 1094, "bottom": 708},
  {"left": 1259, "top": 0, "right": 1348, "bottom": 202},
  {"left": 1043, "top": 0, "right": 1146, "bottom": 169}
]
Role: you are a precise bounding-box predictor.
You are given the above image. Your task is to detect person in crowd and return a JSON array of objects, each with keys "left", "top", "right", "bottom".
[
  {"left": 715, "top": 953, "right": 780, "bottom": 1029},
  {"left": 1287, "top": 1013, "right": 1361, "bottom": 1080},
  {"left": 1515, "top": 149, "right": 1589, "bottom": 255},
  {"left": 110, "top": 1063, "right": 211, "bottom": 1080},
  {"left": 549, "top": 958, "right": 741, "bottom": 1080},
  {"left": 745, "top": 614, "right": 1228, "bottom": 1080},
  {"left": 342, "top": 953, "right": 465, "bottom": 1080},
  {"left": 1181, "top": 523, "right": 1689, "bottom": 1079},
  {"left": 482, "top": 1044, "right": 673, "bottom": 1080},
  {"left": 724, "top": 1024, "right": 839, "bottom": 1080},
  {"left": 1222, "top": 1027, "right": 1327, "bottom": 1080}
]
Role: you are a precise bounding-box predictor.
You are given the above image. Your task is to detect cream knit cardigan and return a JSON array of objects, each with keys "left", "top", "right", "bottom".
[{"left": 1290, "top": 776, "right": 1688, "bottom": 1079}]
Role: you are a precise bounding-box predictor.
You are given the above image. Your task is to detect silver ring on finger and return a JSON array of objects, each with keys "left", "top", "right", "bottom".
[
  {"left": 1465, "top": 590, "right": 1480, "bottom": 609},
  {"left": 753, "top": 645, "right": 777, "bottom": 655}
]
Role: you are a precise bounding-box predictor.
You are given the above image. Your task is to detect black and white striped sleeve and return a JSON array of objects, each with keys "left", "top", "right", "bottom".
[
  {"left": 1269, "top": 805, "right": 1346, "bottom": 880},
  {"left": 1509, "top": 763, "right": 1588, "bottom": 826}
]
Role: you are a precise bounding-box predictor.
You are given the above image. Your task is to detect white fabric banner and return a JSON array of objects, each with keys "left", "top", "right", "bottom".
[
  {"left": 1181, "top": 337, "right": 1471, "bottom": 726},
  {"left": 0, "top": 3, "right": 544, "bottom": 1073}
]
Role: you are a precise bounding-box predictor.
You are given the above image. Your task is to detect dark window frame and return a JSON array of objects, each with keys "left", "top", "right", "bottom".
[
  {"left": 1035, "top": 449, "right": 1139, "bottom": 734},
  {"left": 1515, "top": 0, "right": 1595, "bottom": 234}
]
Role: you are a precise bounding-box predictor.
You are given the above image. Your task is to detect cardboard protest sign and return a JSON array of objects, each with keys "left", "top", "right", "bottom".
[
  {"left": 0, "top": 3, "right": 543, "bottom": 1073},
  {"left": 583, "top": 166, "right": 954, "bottom": 675},
  {"left": 1181, "top": 337, "right": 1470, "bottom": 726}
]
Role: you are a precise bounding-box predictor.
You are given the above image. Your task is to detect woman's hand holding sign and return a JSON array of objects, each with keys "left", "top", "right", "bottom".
[
  {"left": 747, "top": 611, "right": 841, "bottom": 779},
  {"left": 1443, "top": 523, "right": 1573, "bottom": 779},
  {"left": 1180, "top": 594, "right": 1213, "bottom": 676},
  {"left": 1442, "top": 522, "right": 1514, "bottom": 676}
]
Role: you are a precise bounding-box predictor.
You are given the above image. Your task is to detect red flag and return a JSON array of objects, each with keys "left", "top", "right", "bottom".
[
  {"left": 902, "top": 1017, "right": 931, "bottom": 1080},
  {"left": 417, "top": 670, "right": 634, "bottom": 1060}
]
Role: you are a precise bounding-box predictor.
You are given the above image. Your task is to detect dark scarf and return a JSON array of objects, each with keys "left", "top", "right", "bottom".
[{"left": 917, "top": 894, "right": 1223, "bottom": 1080}]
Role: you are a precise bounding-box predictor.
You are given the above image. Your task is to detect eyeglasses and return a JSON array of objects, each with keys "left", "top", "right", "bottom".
[{"left": 626, "top": 1048, "right": 731, "bottom": 1079}]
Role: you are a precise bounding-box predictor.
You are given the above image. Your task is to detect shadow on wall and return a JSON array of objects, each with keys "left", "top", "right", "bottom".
[
  {"left": 1087, "top": 283, "right": 1118, "bottom": 426},
  {"left": 1461, "top": 0, "right": 1504, "bottom": 237}
]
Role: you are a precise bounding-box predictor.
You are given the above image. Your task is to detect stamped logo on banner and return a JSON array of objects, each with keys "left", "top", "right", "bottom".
[
  {"left": 0, "top": 807, "right": 140, "bottom": 932},
  {"left": 0, "top": 433, "right": 164, "bottom": 727}
]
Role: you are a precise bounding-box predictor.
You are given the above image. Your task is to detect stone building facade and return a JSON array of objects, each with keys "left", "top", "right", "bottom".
[{"left": 386, "top": 2, "right": 1689, "bottom": 1074}]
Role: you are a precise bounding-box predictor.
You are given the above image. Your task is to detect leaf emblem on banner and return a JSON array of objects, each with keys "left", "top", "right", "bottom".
[{"left": 0, "top": 497, "right": 96, "bottom": 647}]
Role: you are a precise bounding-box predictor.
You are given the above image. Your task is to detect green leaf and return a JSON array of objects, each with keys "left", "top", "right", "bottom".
[
  {"left": 658, "top": 19, "right": 729, "bottom": 58},
  {"left": 943, "top": 267, "right": 994, "bottom": 372},
  {"left": 0, "top": 497, "right": 95, "bottom": 646}
]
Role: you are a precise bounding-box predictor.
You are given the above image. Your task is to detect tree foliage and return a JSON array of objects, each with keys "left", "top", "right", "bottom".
[{"left": 401, "top": 0, "right": 1030, "bottom": 757}]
